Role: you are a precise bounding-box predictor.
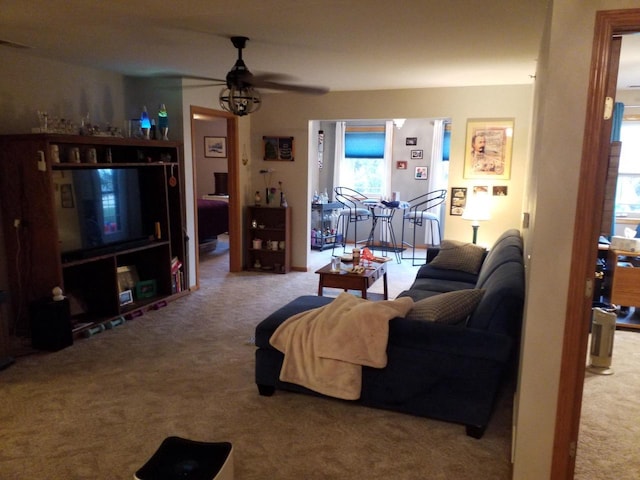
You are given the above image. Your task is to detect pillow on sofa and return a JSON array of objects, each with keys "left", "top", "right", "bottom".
[
  {"left": 429, "top": 240, "right": 486, "bottom": 274},
  {"left": 406, "top": 289, "right": 485, "bottom": 324}
]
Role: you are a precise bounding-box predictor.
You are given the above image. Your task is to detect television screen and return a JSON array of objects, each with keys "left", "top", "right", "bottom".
[{"left": 54, "top": 168, "right": 153, "bottom": 259}]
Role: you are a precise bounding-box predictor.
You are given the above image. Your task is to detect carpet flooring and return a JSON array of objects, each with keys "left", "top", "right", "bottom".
[{"left": 1, "top": 237, "right": 637, "bottom": 479}]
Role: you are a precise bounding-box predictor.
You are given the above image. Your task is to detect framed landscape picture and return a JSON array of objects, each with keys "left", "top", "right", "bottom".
[
  {"left": 463, "top": 118, "right": 514, "bottom": 180},
  {"left": 204, "top": 136, "right": 227, "bottom": 158}
]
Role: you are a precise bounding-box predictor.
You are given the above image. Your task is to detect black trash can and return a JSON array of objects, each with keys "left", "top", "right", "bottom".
[{"left": 30, "top": 298, "right": 73, "bottom": 351}]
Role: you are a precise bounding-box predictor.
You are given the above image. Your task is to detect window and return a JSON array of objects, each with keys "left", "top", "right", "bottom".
[
  {"left": 615, "top": 121, "right": 640, "bottom": 218},
  {"left": 99, "top": 169, "right": 121, "bottom": 234},
  {"left": 335, "top": 122, "right": 392, "bottom": 198}
]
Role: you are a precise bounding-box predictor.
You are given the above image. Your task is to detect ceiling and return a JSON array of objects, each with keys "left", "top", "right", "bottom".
[{"left": 0, "top": 1, "right": 638, "bottom": 93}]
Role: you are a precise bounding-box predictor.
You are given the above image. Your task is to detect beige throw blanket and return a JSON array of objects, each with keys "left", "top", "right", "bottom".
[{"left": 269, "top": 293, "right": 413, "bottom": 400}]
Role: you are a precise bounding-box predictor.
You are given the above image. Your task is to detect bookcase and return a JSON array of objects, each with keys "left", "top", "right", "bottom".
[
  {"left": 0, "top": 134, "right": 188, "bottom": 338},
  {"left": 245, "top": 206, "right": 291, "bottom": 273}
]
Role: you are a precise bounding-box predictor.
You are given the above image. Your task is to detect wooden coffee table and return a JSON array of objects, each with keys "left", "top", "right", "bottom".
[{"left": 315, "top": 261, "right": 388, "bottom": 299}]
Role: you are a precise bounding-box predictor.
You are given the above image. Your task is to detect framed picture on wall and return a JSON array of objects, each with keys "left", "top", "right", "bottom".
[
  {"left": 414, "top": 166, "right": 428, "bottom": 179},
  {"left": 396, "top": 160, "right": 408, "bottom": 170},
  {"left": 450, "top": 187, "right": 467, "bottom": 216},
  {"left": 463, "top": 118, "right": 514, "bottom": 179},
  {"left": 410, "top": 149, "right": 423, "bottom": 159},
  {"left": 204, "top": 136, "right": 227, "bottom": 158},
  {"left": 263, "top": 136, "right": 295, "bottom": 161}
]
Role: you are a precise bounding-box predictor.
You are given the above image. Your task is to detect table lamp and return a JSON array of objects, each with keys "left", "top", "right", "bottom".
[{"left": 462, "top": 193, "right": 491, "bottom": 244}]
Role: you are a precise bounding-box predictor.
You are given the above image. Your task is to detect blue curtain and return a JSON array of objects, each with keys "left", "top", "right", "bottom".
[
  {"left": 442, "top": 122, "right": 451, "bottom": 161},
  {"left": 611, "top": 102, "right": 624, "bottom": 142}
]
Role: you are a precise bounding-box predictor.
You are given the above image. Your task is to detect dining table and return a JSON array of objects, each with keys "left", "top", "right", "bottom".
[{"left": 361, "top": 199, "right": 409, "bottom": 263}]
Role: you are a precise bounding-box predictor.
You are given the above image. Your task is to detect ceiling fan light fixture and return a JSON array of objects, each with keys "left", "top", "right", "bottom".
[{"left": 219, "top": 86, "right": 261, "bottom": 116}]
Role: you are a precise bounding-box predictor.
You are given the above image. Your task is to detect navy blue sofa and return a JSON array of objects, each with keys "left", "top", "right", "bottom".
[{"left": 254, "top": 229, "right": 524, "bottom": 438}]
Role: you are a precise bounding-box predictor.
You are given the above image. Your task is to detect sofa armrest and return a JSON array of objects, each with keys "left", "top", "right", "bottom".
[
  {"left": 426, "top": 247, "right": 441, "bottom": 263},
  {"left": 388, "top": 318, "right": 512, "bottom": 363}
]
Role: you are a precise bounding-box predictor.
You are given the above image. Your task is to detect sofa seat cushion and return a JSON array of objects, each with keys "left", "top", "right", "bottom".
[
  {"left": 428, "top": 240, "right": 487, "bottom": 274},
  {"left": 415, "top": 264, "right": 480, "bottom": 284},
  {"left": 255, "top": 295, "right": 333, "bottom": 348},
  {"left": 408, "top": 277, "right": 477, "bottom": 294},
  {"left": 405, "top": 289, "right": 485, "bottom": 324}
]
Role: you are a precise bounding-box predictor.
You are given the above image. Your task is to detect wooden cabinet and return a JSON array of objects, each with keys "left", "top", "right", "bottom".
[
  {"left": 311, "top": 201, "right": 343, "bottom": 250},
  {"left": 246, "top": 206, "right": 291, "bottom": 273},
  {"left": 608, "top": 249, "right": 640, "bottom": 306},
  {"left": 0, "top": 134, "right": 187, "bottom": 337}
]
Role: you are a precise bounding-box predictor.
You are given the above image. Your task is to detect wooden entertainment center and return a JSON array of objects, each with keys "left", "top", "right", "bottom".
[{"left": 0, "top": 134, "right": 188, "bottom": 338}]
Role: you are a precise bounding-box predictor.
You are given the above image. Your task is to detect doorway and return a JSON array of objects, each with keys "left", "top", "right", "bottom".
[
  {"left": 190, "top": 106, "right": 242, "bottom": 286},
  {"left": 553, "top": 9, "right": 640, "bottom": 479}
]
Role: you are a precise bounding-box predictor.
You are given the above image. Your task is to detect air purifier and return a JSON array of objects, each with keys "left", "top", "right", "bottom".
[{"left": 587, "top": 307, "right": 616, "bottom": 375}]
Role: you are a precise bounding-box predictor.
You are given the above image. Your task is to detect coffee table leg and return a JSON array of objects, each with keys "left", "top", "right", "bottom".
[
  {"left": 318, "top": 274, "right": 324, "bottom": 296},
  {"left": 383, "top": 271, "right": 388, "bottom": 300},
  {"left": 361, "top": 277, "right": 367, "bottom": 300}
]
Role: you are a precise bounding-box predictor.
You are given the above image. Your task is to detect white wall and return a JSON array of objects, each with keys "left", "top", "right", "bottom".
[
  {"left": 0, "top": 49, "right": 127, "bottom": 135},
  {"left": 514, "top": 1, "right": 640, "bottom": 478},
  {"left": 250, "top": 85, "right": 533, "bottom": 270}
]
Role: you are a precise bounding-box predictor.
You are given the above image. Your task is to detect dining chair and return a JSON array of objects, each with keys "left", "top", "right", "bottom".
[
  {"left": 332, "top": 187, "right": 372, "bottom": 254},
  {"left": 401, "top": 189, "right": 447, "bottom": 265}
]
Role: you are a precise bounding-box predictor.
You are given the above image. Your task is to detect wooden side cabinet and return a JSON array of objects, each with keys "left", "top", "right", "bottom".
[
  {"left": 245, "top": 206, "right": 291, "bottom": 273},
  {"left": 0, "top": 134, "right": 188, "bottom": 338},
  {"left": 608, "top": 249, "right": 640, "bottom": 308}
]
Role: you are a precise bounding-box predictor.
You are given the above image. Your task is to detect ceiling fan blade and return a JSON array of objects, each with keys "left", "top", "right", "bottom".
[
  {"left": 176, "top": 74, "right": 227, "bottom": 84},
  {"left": 153, "top": 73, "right": 226, "bottom": 84},
  {"left": 250, "top": 79, "right": 329, "bottom": 95}
]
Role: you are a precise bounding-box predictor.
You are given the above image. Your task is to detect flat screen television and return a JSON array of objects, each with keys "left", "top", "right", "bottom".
[{"left": 55, "top": 168, "right": 156, "bottom": 261}]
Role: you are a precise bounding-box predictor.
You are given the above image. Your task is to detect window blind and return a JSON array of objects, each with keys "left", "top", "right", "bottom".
[{"left": 345, "top": 127, "right": 385, "bottom": 158}]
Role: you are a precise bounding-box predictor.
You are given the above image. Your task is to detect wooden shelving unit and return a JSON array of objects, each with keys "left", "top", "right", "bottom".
[
  {"left": 0, "top": 134, "right": 188, "bottom": 338},
  {"left": 245, "top": 206, "right": 291, "bottom": 273}
]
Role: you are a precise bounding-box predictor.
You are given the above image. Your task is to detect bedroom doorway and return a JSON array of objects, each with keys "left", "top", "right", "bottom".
[{"left": 190, "top": 106, "right": 241, "bottom": 286}]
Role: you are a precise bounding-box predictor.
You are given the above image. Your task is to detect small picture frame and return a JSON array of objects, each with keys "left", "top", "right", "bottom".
[
  {"left": 119, "top": 289, "right": 133, "bottom": 306},
  {"left": 414, "top": 166, "right": 428, "bottom": 180},
  {"left": 263, "top": 136, "right": 295, "bottom": 161},
  {"left": 493, "top": 186, "right": 508, "bottom": 196},
  {"left": 396, "top": 160, "right": 408, "bottom": 170},
  {"left": 117, "top": 265, "right": 139, "bottom": 293},
  {"left": 410, "top": 149, "right": 423, "bottom": 159},
  {"left": 135, "top": 279, "right": 157, "bottom": 299},
  {"left": 406, "top": 137, "right": 417, "bottom": 146},
  {"left": 204, "top": 136, "right": 227, "bottom": 158},
  {"left": 450, "top": 187, "right": 467, "bottom": 216}
]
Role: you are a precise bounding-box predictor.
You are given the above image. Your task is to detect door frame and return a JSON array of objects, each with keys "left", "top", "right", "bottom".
[
  {"left": 190, "top": 105, "right": 242, "bottom": 282},
  {"left": 552, "top": 8, "right": 640, "bottom": 479}
]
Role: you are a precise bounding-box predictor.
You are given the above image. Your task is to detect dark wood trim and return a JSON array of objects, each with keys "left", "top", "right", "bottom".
[{"left": 552, "top": 9, "right": 640, "bottom": 479}]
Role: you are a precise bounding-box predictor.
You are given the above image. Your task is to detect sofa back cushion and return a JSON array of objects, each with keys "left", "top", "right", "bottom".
[
  {"left": 475, "top": 230, "right": 523, "bottom": 289},
  {"left": 428, "top": 240, "right": 487, "bottom": 274},
  {"left": 406, "top": 289, "right": 485, "bottom": 324}
]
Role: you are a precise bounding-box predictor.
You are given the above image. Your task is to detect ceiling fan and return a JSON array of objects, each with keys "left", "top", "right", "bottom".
[{"left": 202, "top": 36, "right": 329, "bottom": 116}]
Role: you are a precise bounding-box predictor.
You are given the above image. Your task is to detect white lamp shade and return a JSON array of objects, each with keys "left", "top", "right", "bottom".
[{"left": 462, "top": 193, "right": 491, "bottom": 223}]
